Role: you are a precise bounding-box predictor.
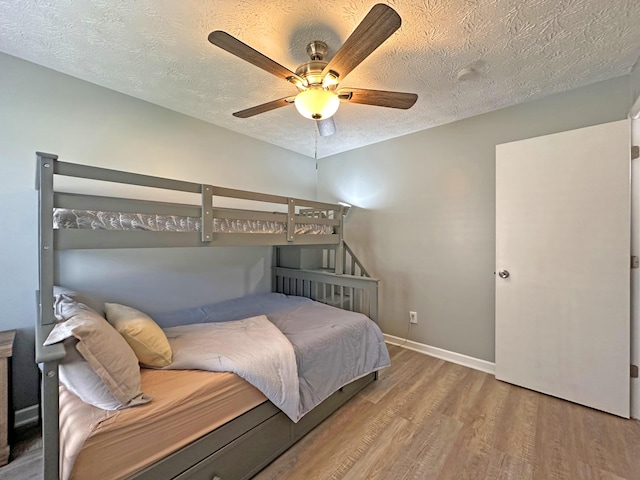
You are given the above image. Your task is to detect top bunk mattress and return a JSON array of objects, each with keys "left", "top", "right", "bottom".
[{"left": 53, "top": 208, "right": 334, "bottom": 235}]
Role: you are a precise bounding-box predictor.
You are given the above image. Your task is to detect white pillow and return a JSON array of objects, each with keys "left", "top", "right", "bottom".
[{"left": 45, "top": 302, "right": 150, "bottom": 409}]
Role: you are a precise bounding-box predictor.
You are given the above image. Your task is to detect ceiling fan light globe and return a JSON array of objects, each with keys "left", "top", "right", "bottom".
[{"left": 294, "top": 88, "right": 340, "bottom": 120}]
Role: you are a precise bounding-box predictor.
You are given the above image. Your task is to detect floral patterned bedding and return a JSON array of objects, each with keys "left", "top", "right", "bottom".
[{"left": 53, "top": 208, "right": 333, "bottom": 234}]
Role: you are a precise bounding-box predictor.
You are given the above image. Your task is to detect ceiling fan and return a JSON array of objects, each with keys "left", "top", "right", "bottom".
[{"left": 208, "top": 3, "right": 418, "bottom": 136}]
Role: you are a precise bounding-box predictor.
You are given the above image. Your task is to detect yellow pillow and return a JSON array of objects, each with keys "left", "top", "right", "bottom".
[{"left": 105, "top": 303, "right": 172, "bottom": 367}]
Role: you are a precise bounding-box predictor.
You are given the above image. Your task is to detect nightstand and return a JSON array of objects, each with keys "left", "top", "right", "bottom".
[{"left": 0, "top": 330, "right": 15, "bottom": 466}]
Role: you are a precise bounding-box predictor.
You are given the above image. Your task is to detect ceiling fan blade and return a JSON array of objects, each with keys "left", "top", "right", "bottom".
[
  {"left": 322, "top": 4, "right": 401, "bottom": 81},
  {"left": 316, "top": 117, "right": 336, "bottom": 137},
  {"left": 209, "top": 31, "right": 304, "bottom": 85},
  {"left": 232, "top": 96, "right": 295, "bottom": 118},
  {"left": 338, "top": 88, "right": 418, "bottom": 109}
]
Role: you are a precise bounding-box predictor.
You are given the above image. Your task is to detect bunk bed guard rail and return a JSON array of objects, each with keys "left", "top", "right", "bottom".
[{"left": 40, "top": 154, "right": 345, "bottom": 250}]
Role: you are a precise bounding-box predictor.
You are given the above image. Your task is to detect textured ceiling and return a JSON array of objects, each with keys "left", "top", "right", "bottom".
[{"left": 1, "top": 0, "right": 639, "bottom": 158}]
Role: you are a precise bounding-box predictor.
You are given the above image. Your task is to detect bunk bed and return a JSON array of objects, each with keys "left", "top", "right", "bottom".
[{"left": 35, "top": 152, "right": 386, "bottom": 480}]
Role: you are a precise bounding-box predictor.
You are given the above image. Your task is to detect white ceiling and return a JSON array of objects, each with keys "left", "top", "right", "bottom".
[{"left": 1, "top": 0, "right": 639, "bottom": 158}]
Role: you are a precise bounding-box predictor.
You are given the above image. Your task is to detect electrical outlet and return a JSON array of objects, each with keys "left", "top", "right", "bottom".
[{"left": 409, "top": 311, "right": 417, "bottom": 324}]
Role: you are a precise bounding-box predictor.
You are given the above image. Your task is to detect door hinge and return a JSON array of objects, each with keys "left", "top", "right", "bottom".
[
  {"left": 632, "top": 256, "right": 639, "bottom": 269},
  {"left": 632, "top": 364, "right": 639, "bottom": 378},
  {"left": 632, "top": 145, "right": 639, "bottom": 160}
]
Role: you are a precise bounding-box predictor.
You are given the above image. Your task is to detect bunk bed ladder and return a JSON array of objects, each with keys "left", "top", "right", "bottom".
[
  {"left": 312, "top": 242, "right": 371, "bottom": 278},
  {"left": 341, "top": 241, "right": 371, "bottom": 277}
]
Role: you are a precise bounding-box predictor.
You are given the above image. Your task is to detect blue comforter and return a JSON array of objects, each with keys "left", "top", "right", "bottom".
[{"left": 153, "top": 293, "right": 390, "bottom": 419}]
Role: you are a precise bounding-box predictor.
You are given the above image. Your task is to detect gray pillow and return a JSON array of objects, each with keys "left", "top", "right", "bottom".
[
  {"left": 58, "top": 338, "right": 150, "bottom": 410},
  {"left": 54, "top": 285, "right": 105, "bottom": 319}
]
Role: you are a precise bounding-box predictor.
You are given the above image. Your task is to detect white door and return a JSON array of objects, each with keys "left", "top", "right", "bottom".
[{"left": 495, "top": 119, "right": 631, "bottom": 417}]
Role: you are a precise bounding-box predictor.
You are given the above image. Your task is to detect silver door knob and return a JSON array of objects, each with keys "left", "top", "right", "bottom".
[{"left": 498, "top": 270, "right": 510, "bottom": 279}]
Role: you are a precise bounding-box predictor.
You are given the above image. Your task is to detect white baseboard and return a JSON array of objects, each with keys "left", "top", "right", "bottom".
[
  {"left": 14, "top": 405, "right": 39, "bottom": 428},
  {"left": 384, "top": 334, "right": 496, "bottom": 375}
]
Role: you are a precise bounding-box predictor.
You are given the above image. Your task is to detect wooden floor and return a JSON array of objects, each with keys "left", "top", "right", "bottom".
[
  {"left": 3, "top": 345, "right": 640, "bottom": 479},
  {"left": 0, "top": 423, "right": 42, "bottom": 480},
  {"left": 254, "top": 345, "right": 640, "bottom": 480}
]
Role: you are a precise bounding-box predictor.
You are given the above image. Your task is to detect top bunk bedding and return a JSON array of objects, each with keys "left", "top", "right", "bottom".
[{"left": 53, "top": 208, "right": 334, "bottom": 235}]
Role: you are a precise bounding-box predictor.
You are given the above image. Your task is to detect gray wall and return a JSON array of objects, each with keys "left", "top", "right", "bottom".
[
  {"left": 0, "top": 52, "right": 317, "bottom": 410},
  {"left": 317, "top": 76, "right": 631, "bottom": 362}
]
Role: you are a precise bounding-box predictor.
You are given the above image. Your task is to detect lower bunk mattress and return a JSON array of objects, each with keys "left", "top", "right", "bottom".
[
  {"left": 60, "top": 293, "right": 390, "bottom": 479},
  {"left": 60, "top": 370, "right": 266, "bottom": 480}
]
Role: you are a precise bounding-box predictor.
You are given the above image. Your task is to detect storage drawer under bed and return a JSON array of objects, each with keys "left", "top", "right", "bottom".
[{"left": 174, "top": 412, "right": 291, "bottom": 480}]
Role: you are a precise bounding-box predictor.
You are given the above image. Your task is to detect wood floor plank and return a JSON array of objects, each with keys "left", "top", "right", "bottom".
[
  {"left": 394, "top": 413, "right": 463, "bottom": 480},
  {"left": 493, "top": 384, "right": 538, "bottom": 463},
  {"left": 572, "top": 405, "right": 633, "bottom": 478},
  {"left": 436, "top": 444, "right": 491, "bottom": 480},
  {"left": 483, "top": 449, "right": 533, "bottom": 480},
  {"left": 397, "top": 362, "right": 467, "bottom": 426},
  {"left": 576, "top": 461, "right": 627, "bottom": 480},
  {"left": 360, "top": 346, "right": 414, "bottom": 404},
  {"left": 455, "top": 374, "right": 511, "bottom": 456},
  {"left": 437, "top": 367, "right": 488, "bottom": 422},
  {"left": 619, "top": 412, "right": 640, "bottom": 476},
  {"left": 339, "top": 415, "right": 413, "bottom": 480},
  {"left": 532, "top": 393, "right": 579, "bottom": 480}
]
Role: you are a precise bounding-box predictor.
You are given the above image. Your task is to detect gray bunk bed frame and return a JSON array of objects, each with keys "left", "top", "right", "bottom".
[{"left": 35, "top": 152, "right": 379, "bottom": 480}]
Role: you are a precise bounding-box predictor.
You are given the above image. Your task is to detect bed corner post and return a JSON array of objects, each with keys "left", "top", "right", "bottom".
[
  {"left": 36, "top": 151, "right": 57, "bottom": 328},
  {"left": 36, "top": 152, "right": 62, "bottom": 480},
  {"left": 334, "top": 206, "right": 347, "bottom": 275},
  {"left": 369, "top": 281, "right": 379, "bottom": 324},
  {"left": 272, "top": 247, "right": 279, "bottom": 293}
]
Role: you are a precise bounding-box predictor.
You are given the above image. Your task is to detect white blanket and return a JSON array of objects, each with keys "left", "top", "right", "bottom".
[{"left": 162, "top": 315, "right": 301, "bottom": 421}]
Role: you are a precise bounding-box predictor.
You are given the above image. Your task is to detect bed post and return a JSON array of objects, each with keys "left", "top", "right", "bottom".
[
  {"left": 271, "top": 246, "right": 279, "bottom": 292},
  {"left": 333, "top": 205, "right": 347, "bottom": 275},
  {"left": 35, "top": 152, "right": 64, "bottom": 480}
]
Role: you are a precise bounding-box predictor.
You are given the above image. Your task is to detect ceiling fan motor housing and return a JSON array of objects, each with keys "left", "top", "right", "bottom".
[
  {"left": 295, "top": 60, "right": 328, "bottom": 88},
  {"left": 306, "top": 40, "right": 328, "bottom": 61}
]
